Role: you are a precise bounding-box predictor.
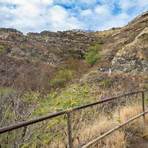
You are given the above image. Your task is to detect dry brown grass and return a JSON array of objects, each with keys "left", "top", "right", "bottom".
[
  {"left": 73, "top": 115, "right": 126, "bottom": 148},
  {"left": 74, "top": 117, "right": 117, "bottom": 146},
  {"left": 72, "top": 104, "right": 147, "bottom": 148},
  {"left": 115, "top": 104, "right": 141, "bottom": 122},
  {"left": 97, "top": 131, "right": 126, "bottom": 148}
]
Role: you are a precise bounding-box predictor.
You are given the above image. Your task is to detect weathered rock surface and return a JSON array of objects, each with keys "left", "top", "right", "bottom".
[{"left": 112, "top": 27, "right": 148, "bottom": 73}]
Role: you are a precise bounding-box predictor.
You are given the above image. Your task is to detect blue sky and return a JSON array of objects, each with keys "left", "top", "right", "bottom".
[{"left": 0, "top": 0, "right": 148, "bottom": 33}]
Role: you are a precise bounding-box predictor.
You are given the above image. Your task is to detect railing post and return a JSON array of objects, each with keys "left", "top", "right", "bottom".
[
  {"left": 67, "top": 112, "right": 73, "bottom": 148},
  {"left": 142, "top": 91, "right": 145, "bottom": 122}
]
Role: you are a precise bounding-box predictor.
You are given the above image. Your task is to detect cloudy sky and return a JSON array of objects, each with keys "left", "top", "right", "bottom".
[{"left": 0, "top": 0, "right": 148, "bottom": 33}]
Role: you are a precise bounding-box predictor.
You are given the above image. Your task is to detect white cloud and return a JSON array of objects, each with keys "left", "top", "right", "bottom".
[
  {"left": 98, "top": 12, "right": 130, "bottom": 30},
  {"left": 81, "top": 9, "right": 92, "bottom": 16},
  {"left": 119, "top": 0, "right": 136, "bottom": 10},
  {"left": 42, "top": 0, "right": 53, "bottom": 5},
  {"left": 0, "top": 0, "right": 147, "bottom": 33},
  {"left": 0, "top": 0, "right": 53, "bottom": 6},
  {"left": 49, "top": 5, "right": 68, "bottom": 22},
  {"left": 79, "top": 0, "right": 97, "bottom": 5},
  {"left": 94, "top": 4, "right": 111, "bottom": 16},
  {"left": 48, "top": 5, "right": 83, "bottom": 30},
  {"left": 119, "top": 0, "right": 148, "bottom": 11}
]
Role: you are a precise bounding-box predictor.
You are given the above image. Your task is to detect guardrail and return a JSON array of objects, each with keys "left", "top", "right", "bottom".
[{"left": 0, "top": 90, "right": 147, "bottom": 148}]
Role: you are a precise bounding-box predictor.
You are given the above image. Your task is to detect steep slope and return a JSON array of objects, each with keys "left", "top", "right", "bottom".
[
  {"left": 0, "top": 11, "right": 148, "bottom": 148},
  {"left": 0, "top": 29, "right": 98, "bottom": 91},
  {"left": 96, "top": 11, "right": 148, "bottom": 72},
  {"left": 0, "top": 12, "right": 147, "bottom": 109},
  {"left": 111, "top": 12, "right": 148, "bottom": 73},
  {"left": 0, "top": 11, "right": 148, "bottom": 121},
  {"left": 81, "top": 11, "right": 148, "bottom": 93},
  {"left": 1, "top": 12, "right": 147, "bottom": 92}
]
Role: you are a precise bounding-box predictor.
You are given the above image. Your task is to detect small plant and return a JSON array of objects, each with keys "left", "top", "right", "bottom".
[
  {"left": 0, "top": 45, "right": 5, "bottom": 54},
  {"left": 32, "top": 84, "right": 94, "bottom": 115},
  {"left": 100, "top": 78, "right": 113, "bottom": 88},
  {"left": 22, "top": 91, "right": 40, "bottom": 104},
  {"left": 52, "top": 84, "right": 93, "bottom": 110},
  {"left": 0, "top": 87, "right": 16, "bottom": 97},
  {"left": 50, "top": 69, "right": 75, "bottom": 88},
  {"left": 84, "top": 44, "right": 101, "bottom": 66}
]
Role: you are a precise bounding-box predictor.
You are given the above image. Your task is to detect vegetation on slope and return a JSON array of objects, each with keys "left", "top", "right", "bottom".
[
  {"left": 50, "top": 68, "right": 75, "bottom": 88},
  {"left": 84, "top": 44, "right": 102, "bottom": 66},
  {"left": 0, "top": 45, "right": 5, "bottom": 54},
  {"left": 1, "top": 88, "right": 148, "bottom": 147},
  {"left": 0, "top": 11, "right": 148, "bottom": 147}
]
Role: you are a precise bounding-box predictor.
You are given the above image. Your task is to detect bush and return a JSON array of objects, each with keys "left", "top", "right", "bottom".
[
  {"left": 51, "top": 84, "right": 94, "bottom": 110},
  {"left": 32, "top": 84, "right": 95, "bottom": 115},
  {"left": 22, "top": 91, "right": 40, "bottom": 104},
  {"left": 0, "top": 87, "right": 16, "bottom": 95},
  {"left": 84, "top": 44, "right": 101, "bottom": 66},
  {"left": 100, "top": 78, "right": 113, "bottom": 88},
  {"left": 0, "top": 45, "right": 5, "bottom": 54},
  {"left": 50, "top": 69, "right": 75, "bottom": 88}
]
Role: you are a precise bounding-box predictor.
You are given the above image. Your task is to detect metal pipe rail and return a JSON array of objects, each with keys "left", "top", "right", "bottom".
[
  {"left": 0, "top": 90, "right": 144, "bottom": 134},
  {"left": 82, "top": 110, "right": 148, "bottom": 148},
  {"left": 0, "top": 90, "right": 147, "bottom": 148}
]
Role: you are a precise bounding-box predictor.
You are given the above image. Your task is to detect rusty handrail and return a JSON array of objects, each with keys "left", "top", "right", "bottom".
[
  {"left": 0, "top": 110, "right": 66, "bottom": 134},
  {"left": 82, "top": 110, "right": 148, "bottom": 148},
  {"left": 0, "top": 90, "right": 147, "bottom": 148},
  {"left": 0, "top": 90, "right": 145, "bottom": 134}
]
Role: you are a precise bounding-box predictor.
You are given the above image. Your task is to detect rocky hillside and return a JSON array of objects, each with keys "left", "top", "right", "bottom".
[
  {"left": 111, "top": 12, "right": 148, "bottom": 73},
  {"left": 0, "top": 12, "right": 148, "bottom": 91},
  {"left": 95, "top": 11, "right": 148, "bottom": 73},
  {"left": 79, "top": 11, "right": 148, "bottom": 93},
  {"left": 0, "top": 11, "right": 148, "bottom": 148},
  {"left": 0, "top": 29, "right": 99, "bottom": 90}
]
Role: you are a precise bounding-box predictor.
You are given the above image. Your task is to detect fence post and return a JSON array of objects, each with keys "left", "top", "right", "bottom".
[
  {"left": 67, "top": 112, "right": 73, "bottom": 148},
  {"left": 142, "top": 91, "right": 145, "bottom": 122}
]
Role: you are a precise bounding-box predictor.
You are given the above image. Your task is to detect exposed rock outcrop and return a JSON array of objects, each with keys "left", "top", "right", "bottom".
[{"left": 112, "top": 27, "right": 148, "bottom": 73}]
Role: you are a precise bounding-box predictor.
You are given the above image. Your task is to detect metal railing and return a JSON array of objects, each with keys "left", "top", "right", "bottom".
[{"left": 0, "top": 90, "right": 147, "bottom": 148}]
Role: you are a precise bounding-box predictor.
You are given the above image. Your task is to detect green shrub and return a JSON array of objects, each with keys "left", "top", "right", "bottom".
[
  {"left": 100, "top": 79, "right": 113, "bottom": 88},
  {"left": 32, "top": 84, "right": 95, "bottom": 115},
  {"left": 0, "top": 45, "right": 5, "bottom": 54},
  {"left": 0, "top": 87, "right": 17, "bottom": 127},
  {"left": 22, "top": 91, "right": 40, "bottom": 104},
  {"left": 51, "top": 84, "right": 93, "bottom": 110},
  {"left": 85, "top": 44, "right": 101, "bottom": 66},
  {"left": 50, "top": 69, "right": 75, "bottom": 88},
  {"left": 0, "top": 84, "right": 96, "bottom": 146},
  {"left": 0, "top": 87, "right": 16, "bottom": 97}
]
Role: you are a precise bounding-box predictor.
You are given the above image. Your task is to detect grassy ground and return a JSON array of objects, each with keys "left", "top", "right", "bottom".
[{"left": 0, "top": 89, "right": 148, "bottom": 147}]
